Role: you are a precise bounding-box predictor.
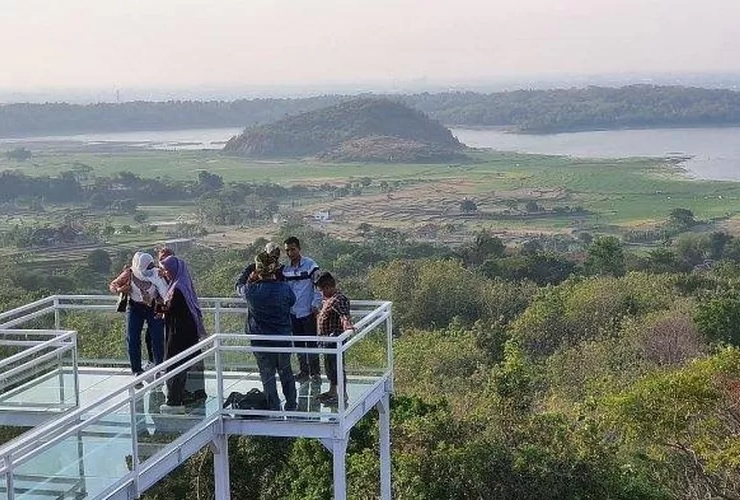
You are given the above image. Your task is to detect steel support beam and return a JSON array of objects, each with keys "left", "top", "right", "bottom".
[
  {"left": 378, "top": 393, "right": 391, "bottom": 500},
  {"left": 331, "top": 438, "right": 348, "bottom": 500},
  {"left": 212, "top": 434, "right": 231, "bottom": 500}
]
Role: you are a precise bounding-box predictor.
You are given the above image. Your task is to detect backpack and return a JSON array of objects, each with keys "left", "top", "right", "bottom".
[{"left": 223, "top": 389, "right": 268, "bottom": 419}]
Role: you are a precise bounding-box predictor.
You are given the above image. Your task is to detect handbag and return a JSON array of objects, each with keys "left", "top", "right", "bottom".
[
  {"left": 116, "top": 292, "right": 129, "bottom": 313},
  {"left": 115, "top": 268, "right": 132, "bottom": 313},
  {"left": 223, "top": 389, "right": 268, "bottom": 419}
]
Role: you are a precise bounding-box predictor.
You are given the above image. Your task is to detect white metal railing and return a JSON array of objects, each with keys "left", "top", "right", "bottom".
[
  {"left": 0, "top": 295, "right": 393, "bottom": 500},
  {"left": 0, "top": 329, "right": 79, "bottom": 411}
]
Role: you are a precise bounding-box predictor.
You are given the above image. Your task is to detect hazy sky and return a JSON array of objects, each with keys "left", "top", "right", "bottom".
[{"left": 1, "top": 0, "right": 739, "bottom": 91}]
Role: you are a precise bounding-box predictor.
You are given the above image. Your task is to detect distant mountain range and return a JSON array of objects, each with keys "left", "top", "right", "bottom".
[
  {"left": 4, "top": 85, "right": 740, "bottom": 137},
  {"left": 223, "top": 98, "right": 464, "bottom": 162}
]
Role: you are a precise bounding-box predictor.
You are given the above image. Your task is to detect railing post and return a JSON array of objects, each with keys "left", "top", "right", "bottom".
[
  {"left": 337, "top": 339, "right": 346, "bottom": 421},
  {"left": 214, "top": 302, "right": 222, "bottom": 335},
  {"left": 53, "top": 297, "right": 60, "bottom": 330},
  {"left": 57, "top": 350, "right": 65, "bottom": 408},
  {"left": 215, "top": 336, "right": 224, "bottom": 413},
  {"left": 4, "top": 454, "right": 14, "bottom": 500},
  {"left": 128, "top": 387, "right": 140, "bottom": 498},
  {"left": 386, "top": 304, "right": 394, "bottom": 393},
  {"left": 72, "top": 332, "right": 80, "bottom": 407}
]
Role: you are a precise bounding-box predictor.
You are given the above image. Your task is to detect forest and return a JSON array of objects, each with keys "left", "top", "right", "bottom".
[
  {"left": 0, "top": 216, "right": 739, "bottom": 499},
  {"left": 4, "top": 85, "right": 740, "bottom": 137}
]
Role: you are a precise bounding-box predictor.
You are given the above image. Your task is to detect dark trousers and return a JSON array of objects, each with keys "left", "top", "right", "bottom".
[
  {"left": 165, "top": 359, "right": 204, "bottom": 406},
  {"left": 323, "top": 332, "right": 346, "bottom": 387},
  {"left": 127, "top": 302, "right": 165, "bottom": 374},
  {"left": 255, "top": 351, "right": 297, "bottom": 411},
  {"left": 291, "top": 313, "right": 320, "bottom": 376}
]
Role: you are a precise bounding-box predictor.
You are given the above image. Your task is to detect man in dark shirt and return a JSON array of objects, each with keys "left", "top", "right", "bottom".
[
  {"left": 315, "top": 272, "right": 355, "bottom": 405},
  {"left": 243, "top": 251, "right": 297, "bottom": 412}
]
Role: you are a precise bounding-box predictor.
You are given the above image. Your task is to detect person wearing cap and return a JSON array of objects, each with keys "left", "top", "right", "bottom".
[
  {"left": 243, "top": 251, "right": 297, "bottom": 412},
  {"left": 235, "top": 242, "right": 284, "bottom": 297}
]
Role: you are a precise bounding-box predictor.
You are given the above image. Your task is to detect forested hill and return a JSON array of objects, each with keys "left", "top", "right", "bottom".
[
  {"left": 3, "top": 85, "right": 740, "bottom": 136},
  {"left": 403, "top": 85, "right": 740, "bottom": 133},
  {"left": 0, "top": 96, "right": 343, "bottom": 137},
  {"left": 223, "top": 97, "right": 463, "bottom": 160}
]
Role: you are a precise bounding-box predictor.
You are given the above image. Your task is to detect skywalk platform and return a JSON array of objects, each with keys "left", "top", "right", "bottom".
[{"left": 0, "top": 295, "right": 393, "bottom": 500}]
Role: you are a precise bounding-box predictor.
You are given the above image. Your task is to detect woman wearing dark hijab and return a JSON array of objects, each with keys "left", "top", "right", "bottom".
[{"left": 158, "top": 255, "right": 207, "bottom": 414}]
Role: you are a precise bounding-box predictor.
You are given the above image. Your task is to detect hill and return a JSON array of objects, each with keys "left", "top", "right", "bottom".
[{"left": 222, "top": 98, "right": 464, "bottom": 160}]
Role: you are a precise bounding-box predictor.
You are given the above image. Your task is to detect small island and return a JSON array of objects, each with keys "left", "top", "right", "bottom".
[{"left": 223, "top": 97, "right": 466, "bottom": 162}]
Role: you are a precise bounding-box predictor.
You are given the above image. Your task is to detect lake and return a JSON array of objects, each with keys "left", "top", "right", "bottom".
[
  {"left": 451, "top": 127, "right": 740, "bottom": 181},
  {"left": 3, "top": 126, "right": 740, "bottom": 181},
  {"left": 0, "top": 127, "right": 244, "bottom": 151}
]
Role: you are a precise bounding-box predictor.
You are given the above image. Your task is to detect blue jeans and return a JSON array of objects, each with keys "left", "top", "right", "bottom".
[
  {"left": 254, "top": 351, "right": 297, "bottom": 411},
  {"left": 127, "top": 301, "right": 165, "bottom": 374}
]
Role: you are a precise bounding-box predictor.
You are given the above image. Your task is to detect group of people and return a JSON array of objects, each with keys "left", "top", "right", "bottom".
[
  {"left": 110, "top": 247, "right": 207, "bottom": 414},
  {"left": 110, "top": 236, "right": 354, "bottom": 414}
]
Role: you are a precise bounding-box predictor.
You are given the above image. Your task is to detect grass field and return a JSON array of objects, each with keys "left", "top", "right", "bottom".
[{"left": 2, "top": 149, "right": 740, "bottom": 241}]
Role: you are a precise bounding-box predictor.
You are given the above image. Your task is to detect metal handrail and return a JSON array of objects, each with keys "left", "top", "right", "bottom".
[{"left": 0, "top": 330, "right": 76, "bottom": 371}]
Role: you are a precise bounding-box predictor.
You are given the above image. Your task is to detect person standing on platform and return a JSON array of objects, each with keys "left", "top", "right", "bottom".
[
  {"left": 109, "top": 252, "right": 169, "bottom": 378},
  {"left": 315, "top": 272, "right": 355, "bottom": 405},
  {"left": 158, "top": 255, "right": 207, "bottom": 414},
  {"left": 243, "top": 251, "right": 297, "bottom": 412},
  {"left": 282, "top": 236, "right": 322, "bottom": 383}
]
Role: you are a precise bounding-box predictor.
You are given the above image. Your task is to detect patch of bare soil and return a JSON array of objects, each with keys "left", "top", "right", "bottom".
[
  {"left": 296, "top": 180, "right": 571, "bottom": 243},
  {"left": 199, "top": 224, "right": 277, "bottom": 248}
]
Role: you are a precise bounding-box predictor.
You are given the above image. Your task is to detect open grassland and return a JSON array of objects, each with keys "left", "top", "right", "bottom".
[{"left": 2, "top": 149, "right": 740, "bottom": 239}]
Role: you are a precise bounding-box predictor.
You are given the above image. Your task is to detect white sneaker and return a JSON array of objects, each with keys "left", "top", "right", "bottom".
[
  {"left": 142, "top": 361, "right": 155, "bottom": 372},
  {"left": 159, "top": 404, "right": 185, "bottom": 414}
]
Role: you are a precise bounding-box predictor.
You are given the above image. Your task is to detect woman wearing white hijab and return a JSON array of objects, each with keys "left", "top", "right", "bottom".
[{"left": 110, "top": 251, "right": 169, "bottom": 377}]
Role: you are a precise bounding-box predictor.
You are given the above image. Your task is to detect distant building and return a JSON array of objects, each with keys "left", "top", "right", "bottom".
[
  {"left": 162, "top": 238, "right": 194, "bottom": 254},
  {"left": 312, "top": 210, "right": 332, "bottom": 222}
]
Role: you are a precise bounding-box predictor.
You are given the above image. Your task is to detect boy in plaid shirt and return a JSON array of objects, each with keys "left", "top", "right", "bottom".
[{"left": 315, "top": 272, "right": 355, "bottom": 404}]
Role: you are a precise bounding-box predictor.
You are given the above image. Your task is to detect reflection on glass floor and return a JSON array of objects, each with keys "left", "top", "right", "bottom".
[{"left": 0, "top": 366, "right": 377, "bottom": 422}]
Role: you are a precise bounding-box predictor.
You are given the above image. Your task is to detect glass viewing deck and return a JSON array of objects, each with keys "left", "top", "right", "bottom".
[{"left": 0, "top": 295, "right": 394, "bottom": 500}]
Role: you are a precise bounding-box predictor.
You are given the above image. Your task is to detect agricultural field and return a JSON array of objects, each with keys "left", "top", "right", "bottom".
[{"left": 2, "top": 147, "right": 740, "bottom": 247}]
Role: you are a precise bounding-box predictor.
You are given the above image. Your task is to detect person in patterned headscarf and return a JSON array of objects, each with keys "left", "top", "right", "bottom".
[{"left": 109, "top": 252, "right": 169, "bottom": 379}]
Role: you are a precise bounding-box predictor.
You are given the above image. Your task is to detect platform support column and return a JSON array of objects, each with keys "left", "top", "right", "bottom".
[
  {"left": 332, "top": 438, "right": 348, "bottom": 500},
  {"left": 378, "top": 393, "right": 392, "bottom": 500},
  {"left": 213, "top": 434, "right": 231, "bottom": 500}
]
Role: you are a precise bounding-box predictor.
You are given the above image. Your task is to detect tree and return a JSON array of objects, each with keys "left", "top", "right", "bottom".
[
  {"left": 5, "top": 147, "right": 31, "bottom": 161},
  {"left": 675, "top": 233, "right": 710, "bottom": 267},
  {"left": 133, "top": 211, "right": 149, "bottom": 224},
  {"left": 86, "top": 249, "right": 112, "bottom": 273},
  {"left": 524, "top": 200, "right": 541, "bottom": 213},
  {"left": 197, "top": 171, "right": 224, "bottom": 193},
  {"left": 460, "top": 198, "right": 477, "bottom": 213},
  {"left": 644, "top": 247, "right": 681, "bottom": 274},
  {"left": 586, "top": 236, "right": 626, "bottom": 276},
  {"left": 668, "top": 208, "right": 696, "bottom": 229},
  {"left": 694, "top": 291, "right": 740, "bottom": 346}
]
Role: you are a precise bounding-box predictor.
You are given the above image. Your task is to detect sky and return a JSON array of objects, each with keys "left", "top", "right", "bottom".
[{"left": 1, "top": 0, "right": 739, "bottom": 94}]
